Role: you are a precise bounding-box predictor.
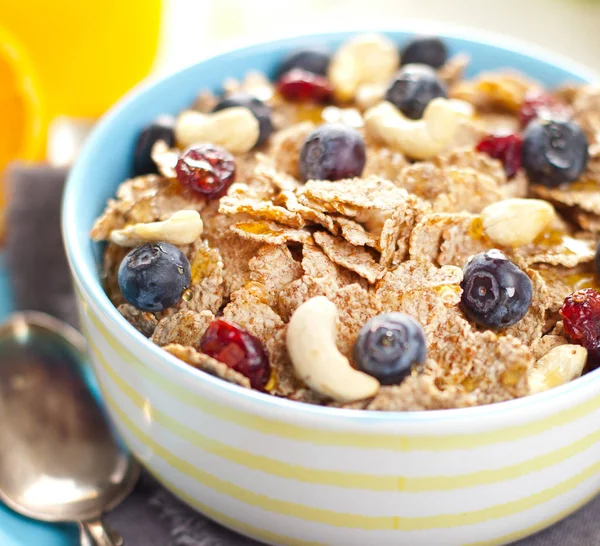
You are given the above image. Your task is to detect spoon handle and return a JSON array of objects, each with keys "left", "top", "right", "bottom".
[{"left": 79, "top": 519, "right": 124, "bottom": 546}]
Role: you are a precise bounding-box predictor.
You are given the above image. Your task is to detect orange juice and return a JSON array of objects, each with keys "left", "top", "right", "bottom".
[
  {"left": 2, "top": 0, "right": 162, "bottom": 154},
  {"left": 0, "top": 0, "right": 161, "bottom": 237}
]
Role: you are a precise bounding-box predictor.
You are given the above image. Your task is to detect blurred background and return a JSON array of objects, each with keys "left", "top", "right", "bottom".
[{"left": 1, "top": 0, "right": 600, "bottom": 232}]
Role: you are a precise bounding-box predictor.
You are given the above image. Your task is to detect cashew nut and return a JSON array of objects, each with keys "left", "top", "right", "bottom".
[
  {"left": 286, "top": 296, "right": 380, "bottom": 402},
  {"left": 355, "top": 82, "right": 386, "bottom": 111},
  {"left": 364, "top": 98, "right": 474, "bottom": 159},
  {"left": 110, "top": 210, "right": 203, "bottom": 247},
  {"left": 481, "top": 198, "right": 556, "bottom": 247},
  {"left": 151, "top": 140, "right": 179, "bottom": 178},
  {"left": 528, "top": 344, "right": 587, "bottom": 394},
  {"left": 328, "top": 33, "right": 399, "bottom": 102},
  {"left": 175, "top": 107, "right": 260, "bottom": 153}
]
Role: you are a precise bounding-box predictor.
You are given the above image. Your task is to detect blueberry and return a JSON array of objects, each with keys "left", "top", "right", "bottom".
[
  {"left": 596, "top": 241, "right": 600, "bottom": 277},
  {"left": 460, "top": 250, "right": 532, "bottom": 329},
  {"left": 354, "top": 313, "right": 427, "bottom": 385},
  {"left": 400, "top": 36, "right": 448, "bottom": 69},
  {"left": 275, "top": 47, "right": 331, "bottom": 78},
  {"left": 133, "top": 116, "right": 175, "bottom": 176},
  {"left": 521, "top": 119, "right": 589, "bottom": 187},
  {"left": 299, "top": 123, "right": 366, "bottom": 182},
  {"left": 212, "top": 94, "right": 273, "bottom": 147},
  {"left": 385, "top": 64, "right": 447, "bottom": 120},
  {"left": 118, "top": 243, "right": 191, "bottom": 312}
]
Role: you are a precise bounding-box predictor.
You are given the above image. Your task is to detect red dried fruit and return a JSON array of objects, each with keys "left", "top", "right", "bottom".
[
  {"left": 476, "top": 133, "right": 523, "bottom": 179},
  {"left": 560, "top": 288, "right": 600, "bottom": 369},
  {"left": 200, "top": 319, "right": 270, "bottom": 389},
  {"left": 519, "top": 91, "right": 571, "bottom": 128},
  {"left": 276, "top": 68, "right": 333, "bottom": 103},
  {"left": 175, "top": 144, "right": 235, "bottom": 198}
]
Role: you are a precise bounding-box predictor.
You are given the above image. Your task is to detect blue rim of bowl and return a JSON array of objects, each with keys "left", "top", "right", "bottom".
[{"left": 63, "top": 25, "right": 600, "bottom": 423}]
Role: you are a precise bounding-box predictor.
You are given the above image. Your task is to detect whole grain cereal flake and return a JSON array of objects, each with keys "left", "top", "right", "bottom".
[
  {"left": 300, "top": 176, "right": 411, "bottom": 216},
  {"left": 313, "top": 231, "right": 384, "bottom": 284},
  {"left": 248, "top": 245, "right": 303, "bottom": 307},
  {"left": 427, "top": 314, "right": 533, "bottom": 404},
  {"left": 264, "top": 326, "right": 306, "bottom": 397},
  {"left": 378, "top": 195, "right": 426, "bottom": 266},
  {"left": 532, "top": 183, "right": 600, "bottom": 216},
  {"left": 516, "top": 233, "right": 596, "bottom": 269},
  {"left": 397, "top": 163, "right": 503, "bottom": 214},
  {"left": 300, "top": 244, "right": 366, "bottom": 287},
  {"left": 433, "top": 148, "right": 508, "bottom": 186},
  {"left": 437, "top": 217, "right": 494, "bottom": 267},
  {"left": 151, "top": 309, "right": 215, "bottom": 349},
  {"left": 118, "top": 303, "right": 158, "bottom": 337},
  {"left": 409, "top": 212, "right": 488, "bottom": 265},
  {"left": 502, "top": 268, "right": 549, "bottom": 346},
  {"left": 231, "top": 221, "right": 313, "bottom": 245},
  {"left": 574, "top": 211, "right": 600, "bottom": 232},
  {"left": 202, "top": 205, "right": 265, "bottom": 296},
  {"left": 222, "top": 286, "right": 284, "bottom": 346},
  {"left": 366, "top": 373, "right": 477, "bottom": 411},
  {"left": 91, "top": 175, "right": 163, "bottom": 240},
  {"left": 219, "top": 195, "right": 306, "bottom": 228},
  {"left": 274, "top": 190, "right": 339, "bottom": 233},
  {"left": 163, "top": 344, "right": 251, "bottom": 388},
  {"left": 172, "top": 240, "right": 224, "bottom": 315},
  {"left": 335, "top": 217, "right": 380, "bottom": 249}
]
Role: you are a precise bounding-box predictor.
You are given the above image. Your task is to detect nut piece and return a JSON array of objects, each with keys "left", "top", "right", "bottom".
[
  {"left": 328, "top": 33, "right": 399, "bottom": 102},
  {"left": 151, "top": 140, "right": 179, "bottom": 178},
  {"left": 355, "top": 82, "right": 386, "bottom": 111},
  {"left": 175, "top": 107, "right": 260, "bottom": 153},
  {"left": 364, "top": 98, "right": 473, "bottom": 160},
  {"left": 481, "top": 198, "right": 555, "bottom": 247},
  {"left": 286, "top": 296, "right": 380, "bottom": 402},
  {"left": 110, "top": 210, "right": 203, "bottom": 247},
  {"left": 528, "top": 344, "right": 587, "bottom": 394}
]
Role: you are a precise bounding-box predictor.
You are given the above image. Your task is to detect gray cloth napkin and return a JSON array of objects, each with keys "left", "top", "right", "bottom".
[{"left": 3, "top": 164, "right": 600, "bottom": 546}]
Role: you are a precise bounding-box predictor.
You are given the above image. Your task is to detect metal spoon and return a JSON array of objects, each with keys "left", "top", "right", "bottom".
[{"left": 0, "top": 312, "right": 140, "bottom": 545}]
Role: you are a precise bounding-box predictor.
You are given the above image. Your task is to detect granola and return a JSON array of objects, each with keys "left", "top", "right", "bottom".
[{"left": 92, "top": 33, "right": 600, "bottom": 411}]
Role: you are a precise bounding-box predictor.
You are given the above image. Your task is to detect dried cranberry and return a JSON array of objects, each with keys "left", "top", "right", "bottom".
[
  {"left": 200, "top": 319, "right": 270, "bottom": 390},
  {"left": 560, "top": 288, "right": 600, "bottom": 370},
  {"left": 519, "top": 91, "right": 571, "bottom": 128},
  {"left": 276, "top": 68, "right": 333, "bottom": 103},
  {"left": 476, "top": 133, "right": 522, "bottom": 179},
  {"left": 175, "top": 144, "right": 235, "bottom": 198}
]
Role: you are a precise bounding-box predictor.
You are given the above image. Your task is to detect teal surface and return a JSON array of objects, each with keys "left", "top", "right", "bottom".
[{"left": 0, "top": 253, "right": 78, "bottom": 545}]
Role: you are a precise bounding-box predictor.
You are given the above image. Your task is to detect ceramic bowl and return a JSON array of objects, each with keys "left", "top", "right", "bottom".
[{"left": 63, "top": 28, "right": 600, "bottom": 546}]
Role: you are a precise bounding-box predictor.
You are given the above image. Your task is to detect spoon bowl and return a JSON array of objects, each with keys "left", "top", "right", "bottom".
[{"left": 0, "top": 312, "right": 139, "bottom": 545}]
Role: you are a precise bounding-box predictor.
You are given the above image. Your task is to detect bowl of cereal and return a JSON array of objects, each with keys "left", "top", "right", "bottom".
[{"left": 63, "top": 27, "right": 600, "bottom": 546}]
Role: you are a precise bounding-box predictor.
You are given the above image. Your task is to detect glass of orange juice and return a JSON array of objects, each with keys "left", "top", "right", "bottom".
[{"left": 0, "top": 0, "right": 162, "bottom": 230}]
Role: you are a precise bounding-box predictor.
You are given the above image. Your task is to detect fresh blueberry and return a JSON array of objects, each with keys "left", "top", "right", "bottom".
[
  {"left": 133, "top": 116, "right": 175, "bottom": 176},
  {"left": 212, "top": 93, "right": 273, "bottom": 147},
  {"left": 521, "top": 119, "right": 589, "bottom": 187},
  {"left": 275, "top": 47, "right": 331, "bottom": 78},
  {"left": 460, "top": 250, "right": 532, "bottom": 329},
  {"left": 400, "top": 36, "right": 448, "bottom": 68},
  {"left": 595, "top": 241, "right": 600, "bottom": 277},
  {"left": 118, "top": 243, "right": 191, "bottom": 312},
  {"left": 385, "top": 64, "right": 447, "bottom": 120},
  {"left": 354, "top": 313, "right": 427, "bottom": 385},
  {"left": 299, "top": 123, "right": 366, "bottom": 182}
]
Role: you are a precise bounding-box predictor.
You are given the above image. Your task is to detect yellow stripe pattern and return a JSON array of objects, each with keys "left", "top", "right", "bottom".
[
  {"left": 80, "top": 297, "right": 600, "bottom": 544},
  {"left": 85, "top": 306, "right": 600, "bottom": 451}
]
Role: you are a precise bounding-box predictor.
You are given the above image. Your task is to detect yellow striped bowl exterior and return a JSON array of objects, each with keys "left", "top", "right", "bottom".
[{"left": 75, "top": 282, "right": 600, "bottom": 546}]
